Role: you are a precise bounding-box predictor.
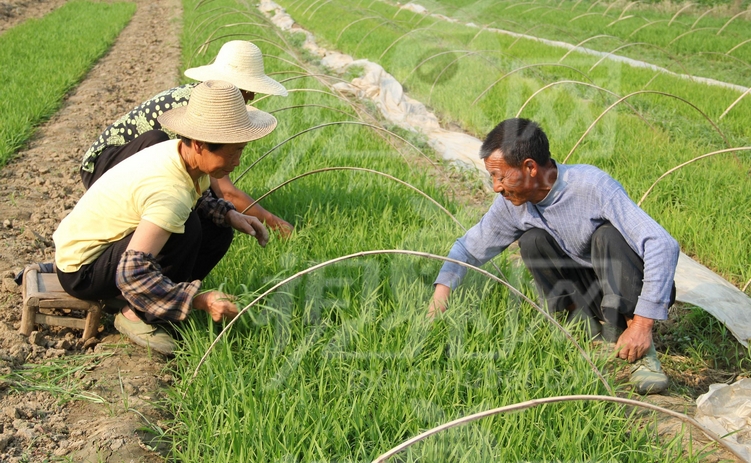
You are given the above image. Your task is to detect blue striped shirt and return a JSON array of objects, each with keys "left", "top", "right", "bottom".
[{"left": 435, "top": 162, "right": 679, "bottom": 320}]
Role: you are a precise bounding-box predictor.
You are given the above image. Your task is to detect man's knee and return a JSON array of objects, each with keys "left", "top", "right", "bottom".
[
  {"left": 592, "top": 223, "right": 625, "bottom": 250},
  {"left": 518, "top": 228, "right": 554, "bottom": 259}
]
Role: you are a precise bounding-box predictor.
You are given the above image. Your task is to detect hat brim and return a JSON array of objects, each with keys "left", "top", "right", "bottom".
[
  {"left": 184, "top": 66, "right": 288, "bottom": 97},
  {"left": 158, "top": 105, "right": 278, "bottom": 144}
]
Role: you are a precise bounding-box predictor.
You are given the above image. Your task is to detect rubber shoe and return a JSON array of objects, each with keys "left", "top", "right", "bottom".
[
  {"left": 114, "top": 313, "right": 176, "bottom": 355},
  {"left": 630, "top": 343, "right": 668, "bottom": 394}
]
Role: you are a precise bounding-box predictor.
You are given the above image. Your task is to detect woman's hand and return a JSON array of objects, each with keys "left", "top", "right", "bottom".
[
  {"left": 226, "top": 209, "right": 269, "bottom": 247},
  {"left": 193, "top": 290, "right": 238, "bottom": 322}
]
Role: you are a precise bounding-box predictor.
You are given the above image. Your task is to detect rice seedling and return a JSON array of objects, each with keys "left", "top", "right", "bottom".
[
  {"left": 0, "top": 1, "right": 135, "bottom": 166},
  {"left": 159, "top": 0, "right": 743, "bottom": 460}
]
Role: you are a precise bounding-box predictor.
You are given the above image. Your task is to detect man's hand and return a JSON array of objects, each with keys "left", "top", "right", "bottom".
[
  {"left": 428, "top": 284, "right": 451, "bottom": 319},
  {"left": 226, "top": 210, "right": 269, "bottom": 247},
  {"left": 193, "top": 291, "right": 238, "bottom": 322},
  {"left": 615, "top": 315, "right": 654, "bottom": 363}
]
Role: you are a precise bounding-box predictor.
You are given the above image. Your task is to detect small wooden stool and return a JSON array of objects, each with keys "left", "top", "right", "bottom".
[{"left": 20, "top": 265, "right": 102, "bottom": 340}]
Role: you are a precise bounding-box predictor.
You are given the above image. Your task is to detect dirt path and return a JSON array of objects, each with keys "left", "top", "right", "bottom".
[{"left": 0, "top": 0, "right": 181, "bottom": 460}]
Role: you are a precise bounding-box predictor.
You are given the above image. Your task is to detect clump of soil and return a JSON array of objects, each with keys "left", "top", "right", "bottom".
[{"left": 0, "top": 0, "right": 181, "bottom": 460}]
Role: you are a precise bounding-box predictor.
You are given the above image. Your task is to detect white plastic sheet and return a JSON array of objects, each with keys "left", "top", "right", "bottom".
[
  {"left": 258, "top": 0, "right": 751, "bottom": 348},
  {"left": 696, "top": 379, "right": 751, "bottom": 461}
]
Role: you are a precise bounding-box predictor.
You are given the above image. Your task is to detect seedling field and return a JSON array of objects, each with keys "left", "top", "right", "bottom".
[
  {"left": 0, "top": 1, "right": 135, "bottom": 166},
  {"left": 163, "top": 0, "right": 750, "bottom": 460}
]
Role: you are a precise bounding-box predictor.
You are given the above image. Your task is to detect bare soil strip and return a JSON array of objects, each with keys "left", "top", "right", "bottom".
[{"left": 0, "top": 0, "right": 181, "bottom": 460}]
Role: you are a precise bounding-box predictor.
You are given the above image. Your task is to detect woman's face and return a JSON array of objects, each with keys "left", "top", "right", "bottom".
[{"left": 197, "top": 142, "right": 248, "bottom": 178}]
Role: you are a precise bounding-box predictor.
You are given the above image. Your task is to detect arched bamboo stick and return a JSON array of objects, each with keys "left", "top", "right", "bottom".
[
  {"left": 691, "top": 6, "right": 716, "bottom": 29},
  {"left": 238, "top": 167, "right": 463, "bottom": 232},
  {"left": 379, "top": 24, "right": 439, "bottom": 61},
  {"left": 472, "top": 64, "right": 596, "bottom": 107},
  {"left": 429, "top": 51, "right": 503, "bottom": 104},
  {"left": 638, "top": 147, "right": 751, "bottom": 205},
  {"left": 716, "top": 8, "right": 751, "bottom": 35},
  {"left": 668, "top": 27, "right": 717, "bottom": 46},
  {"left": 278, "top": 74, "right": 351, "bottom": 85},
  {"left": 266, "top": 104, "right": 357, "bottom": 119},
  {"left": 588, "top": 43, "right": 691, "bottom": 76},
  {"left": 668, "top": 3, "right": 693, "bottom": 26},
  {"left": 308, "top": 0, "right": 335, "bottom": 18},
  {"left": 719, "top": 87, "right": 751, "bottom": 119},
  {"left": 507, "top": 24, "right": 579, "bottom": 50},
  {"left": 505, "top": 1, "right": 537, "bottom": 11},
  {"left": 301, "top": 0, "right": 326, "bottom": 17},
  {"left": 354, "top": 20, "right": 399, "bottom": 55},
  {"left": 558, "top": 35, "right": 622, "bottom": 63},
  {"left": 336, "top": 16, "right": 383, "bottom": 43},
  {"left": 696, "top": 52, "right": 751, "bottom": 70},
  {"left": 563, "top": 90, "right": 730, "bottom": 164},
  {"left": 189, "top": 9, "right": 263, "bottom": 36},
  {"left": 727, "top": 38, "right": 751, "bottom": 55},
  {"left": 514, "top": 80, "right": 654, "bottom": 131},
  {"left": 188, "top": 250, "right": 613, "bottom": 396},
  {"left": 743, "top": 278, "right": 751, "bottom": 293},
  {"left": 605, "top": 15, "right": 635, "bottom": 27},
  {"left": 570, "top": 12, "right": 601, "bottom": 23},
  {"left": 371, "top": 395, "right": 747, "bottom": 463},
  {"left": 233, "top": 121, "right": 438, "bottom": 183},
  {"left": 628, "top": 19, "right": 668, "bottom": 38}
]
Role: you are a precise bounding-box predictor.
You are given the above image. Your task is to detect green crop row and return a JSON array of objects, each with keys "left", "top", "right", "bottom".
[
  {"left": 0, "top": 1, "right": 136, "bottom": 166},
  {"left": 167, "top": 0, "right": 713, "bottom": 461},
  {"left": 391, "top": 0, "right": 751, "bottom": 86},
  {"left": 280, "top": 0, "right": 751, "bottom": 289}
]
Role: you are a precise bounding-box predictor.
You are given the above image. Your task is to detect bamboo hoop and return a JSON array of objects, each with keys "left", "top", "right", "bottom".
[
  {"left": 514, "top": 80, "right": 655, "bottom": 131},
  {"left": 472, "top": 64, "right": 596, "bottom": 107},
  {"left": 429, "top": 51, "right": 503, "bottom": 104},
  {"left": 188, "top": 250, "right": 613, "bottom": 396},
  {"left": 570, "top": 12, "right": 601, "bottom": 23},
  {"left": 628, "top": 19, "right": 668, "bottom": 38},
  {"left": 727, "top": 38, "right": 751, "bottom": 55},
  {"left": 308, "top": 0, "right": 335, "bottom": 18},
  {"left": 668, "top": 3, "right": 693, "bottom": 26},
  {"left": 371, "top": 395, "right": 747, "bottom": 463},
  {"left": 336, "top": 16, "right": 383, "bottom": 43},
  {"left": 720, "top": 87, "right": 751, "bottom": 119},
  {"left": 637, "top": 147, "right": 751, "bottom": 206},
  {"left": 588, "top": 43, "right": 691, "bottom": 76},
  {"left": 507, "top": 24, "right": 580, "bottom": 50},
  {"left": 563, "top": 90, "right": 730, "bottom": 164},
  {"left": 717, "top": 9, "right": 751, "bottom": 35},
  {"left": 266, "top": 104, "right": 357, "bottom": 119},
  {"left": 691, "top": 6, "right": 716, "bottom": 29},
  {"left": 605, "top": 15, "right": 635, "bottom": 27},
  {"left": 558, "top": 34, "right": 622, "bottom": 63},
  {"left": 238, "top": 167, "right": 463, "bottom": 232},
  {"left": 668, "top": 27, "right": 717, "bottom": 46},
  {"left": 232, "top": 120, "right": 439, "bottom": 183},
  {"left": 379, "top": 24, "right": 439, "bottom": 61},
  {"left": 742, "top": 278, "right": 751, "bottom": 293}
]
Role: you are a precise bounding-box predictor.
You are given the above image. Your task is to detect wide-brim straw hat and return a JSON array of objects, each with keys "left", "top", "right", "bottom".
[
  {"left": 184, "top": 40, "right": 288, "bottom": 97},
  {"left": 158, "top": 80, "right": 277, "bottom": 144}
]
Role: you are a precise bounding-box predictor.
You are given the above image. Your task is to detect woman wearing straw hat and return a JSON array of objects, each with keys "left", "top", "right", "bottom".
[
  {"left": 54, "top": 81, "right": 277, "bottom": 355},
  {"left": 80, "top": 40, "right": 293, "bottom": 237}
]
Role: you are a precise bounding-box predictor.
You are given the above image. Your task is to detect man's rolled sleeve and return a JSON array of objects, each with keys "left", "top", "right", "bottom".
[
  {"left": 116, "top": 249, "right": 201, "bottom": 322},
  {"left": 434, "top": 197, "right": 520, "bottom": 289}
]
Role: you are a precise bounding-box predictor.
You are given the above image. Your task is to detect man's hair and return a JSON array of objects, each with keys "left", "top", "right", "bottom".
[
  {"left": 180, "top": 135, "right": 225, "bottom": 153},
  {"left": 479, "top": 118, "right": 550, "bottom": 167}
]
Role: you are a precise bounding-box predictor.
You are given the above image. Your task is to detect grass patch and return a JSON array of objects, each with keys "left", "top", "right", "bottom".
[
  {"left": 164, "top": 1, "right": 717, "bottom": 461},
  {"left": 0, "top": 0, "right": 136, "bottom": 166}
]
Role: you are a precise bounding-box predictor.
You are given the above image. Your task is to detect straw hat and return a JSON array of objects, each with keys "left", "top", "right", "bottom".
[
  {"left": 158, "top": 80, "right": 277, "bottom": 144},
  {"left": 184, "top": 41, "right": 288, "bottom": 97}
]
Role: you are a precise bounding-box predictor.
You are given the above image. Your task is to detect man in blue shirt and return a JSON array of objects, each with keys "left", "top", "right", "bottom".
[{"left": 430, "top": 118, "right": 678, "bottom": 394}]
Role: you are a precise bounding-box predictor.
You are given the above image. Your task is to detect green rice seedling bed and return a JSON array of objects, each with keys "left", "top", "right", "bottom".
[
  {"left": 0, "top": 1, "right": 136, "bottom": 166},
  {"left": 389, "top": 0, "right": 751, "bottom": 87},
  {"left": 166, "top": 0, "right": 718, "bottom": 461},
  {"left": 281, "top": 0, "right": 751, "bottom": 289}
]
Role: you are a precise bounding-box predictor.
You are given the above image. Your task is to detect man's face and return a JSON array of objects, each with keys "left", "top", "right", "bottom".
[
  {"left": 198, "top": 142, "right": 248, "bottom": 178},
  {"left": 484, "top": 150, "right": 539, "bottom": 206}
]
